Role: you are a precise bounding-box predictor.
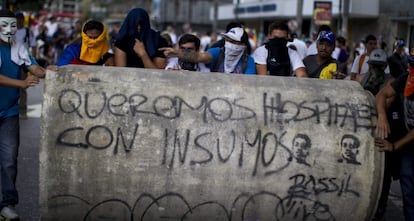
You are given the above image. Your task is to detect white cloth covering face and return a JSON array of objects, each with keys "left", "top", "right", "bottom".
[{"left": 224, "top": 41, "right": 245, "bottom": 73}]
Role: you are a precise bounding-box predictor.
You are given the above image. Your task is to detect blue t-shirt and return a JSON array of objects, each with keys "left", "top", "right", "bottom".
[
  {"left": 0, "top": 45, "right": 36, "bottom": 119},
  {"left": 207, "top": 47, "right": 256, "bottom": 75}
]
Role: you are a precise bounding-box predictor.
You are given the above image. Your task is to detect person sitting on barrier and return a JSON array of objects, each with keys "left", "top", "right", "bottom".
[
  {"left": 0, "top": 9, "right": 58, "bottom": 220},
  {"left": 164, "top": 33, "right": 210, "bottom": 72},
  {"left": 160, "top": 27, "right": 256, "bottom": 74},
  {"left": 303, "top": 31, "right": 345, "bottom": 79},
  {"left": 56, "top": 20, "right": 114, "bottom": 66},
  {"left": 375, "top": 49, "right": 414, "bottom": 221},
  {"left": 252, "top": 22, "right": 307, "bottom": 77},
  {"left": 114, "top": 8, "right": 168, "bottom": 69}
]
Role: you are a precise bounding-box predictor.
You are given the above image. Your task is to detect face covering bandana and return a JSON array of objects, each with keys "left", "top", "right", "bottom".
[
  {"left": 80, "top": 25, "right": 110, "bottom": 63},
  {"left": 224, "top": 41, "right": 245, "bottom": 73},
  {"left": 267, "top": 37, "right": 288, "bottom": 49}
]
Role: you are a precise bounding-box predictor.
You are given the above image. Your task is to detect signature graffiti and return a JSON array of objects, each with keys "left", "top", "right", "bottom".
[{"left": 47, "top": 190, "right": 340, "bottom": 221}]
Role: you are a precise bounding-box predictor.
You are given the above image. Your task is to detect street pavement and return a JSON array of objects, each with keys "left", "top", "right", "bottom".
[{"left": 11, "top": 81, "right": 406, "bottom": 220}]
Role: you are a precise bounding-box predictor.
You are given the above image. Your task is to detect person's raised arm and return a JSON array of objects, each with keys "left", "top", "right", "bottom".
[{"left": 159, "top": 47, "right": 212, "bottom": 64}]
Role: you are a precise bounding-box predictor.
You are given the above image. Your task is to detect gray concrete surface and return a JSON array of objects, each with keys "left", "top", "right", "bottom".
[{"left": 38, "top": 66, "right": 384, "bottom": 220}]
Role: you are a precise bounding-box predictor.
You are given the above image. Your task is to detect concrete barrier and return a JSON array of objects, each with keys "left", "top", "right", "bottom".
[{"left": 40, "top": 65, "right": 383, "bottom": 221}]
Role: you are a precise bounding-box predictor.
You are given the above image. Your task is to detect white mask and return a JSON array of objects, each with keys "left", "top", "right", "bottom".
[
  {"left": 0, "top": 17, "right": 17, "bottom": 44},
  {"left": 224, "top": 41, "right": 246, "bottom": 73}
]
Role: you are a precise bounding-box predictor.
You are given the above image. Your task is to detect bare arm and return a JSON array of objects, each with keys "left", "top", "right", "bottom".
[
  {"left": 114, "top": 47, "right": 127, "bottom": 67},
  {"left": 375, "top": 84, "right": 396, "bottom": 139},
  {"left": 256, "top": 64, "right": 267, "bottom": 75},
  {"left": 134, "top": 39, "right": 166, "bottom": 69},
  {"left": 159, "top": 47, "right": 212, "bottom": 64},
  {"left": 0, "top": 74, "right": 39, "bottom": 89},
  {"left": 294, "top": 67, "right": 308, "bottom": 77}
]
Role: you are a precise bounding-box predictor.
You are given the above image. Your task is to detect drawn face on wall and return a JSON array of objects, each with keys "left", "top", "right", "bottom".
[
  {"left": 340, "top": 135, "right": 360, "bottom": 164},
  {"left": 0, "top": 17, "right": 17, "bottom": 44},
  {"left": 292, "top": 134, "right": 311, "bottom": 165}
]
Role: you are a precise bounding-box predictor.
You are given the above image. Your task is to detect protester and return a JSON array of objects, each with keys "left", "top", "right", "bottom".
[
  {"left": 56, "top": 20, "right": 113, "bottom": 66},
  {"left": 209, "top": 22, "right": 252, "bottom": 55},
  {"left": 252, "top": 22, "right": 306, "bottom": 77},
  {"left": 388, "top": 39, "right": 409, "bottom": 78},
  {"left": 350, "top": 34, "right": 377, "bottom": 81},
  {"left": 360, "top": 48, "right": 388, "bottom": 95},
  {"left": 164, "top": 33, "right": 209, "bottom": 72},
  {"left": 114, "top": 8, "right": 168, "bottom": 69},
  {"left": 375, "top": 50, "right": 414, "bottom": 221},
  {"left": 15, "top": 12, "right": 37, "bottom": 119},
  {"left": 161, "top": 27, "right": 256, "bottom": 74},
  {"left": 303, "top": 31, "right": 344, "bottom": 79},
  {"left": 335, "top": 36, "right": 350, "bottom": 75},
  {"left": 0, "top": 9, "right": 57, "bottom": 220}
]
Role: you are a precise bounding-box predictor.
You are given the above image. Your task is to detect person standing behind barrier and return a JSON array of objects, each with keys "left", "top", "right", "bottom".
[
  {"left": 372, "top": 53, "right": 405, "bottom": 221},
  {"left": 335, "top": 36, "right": 350, "bottom": 76},
  {"left": 350, "top": 34, "right": 377, "bottom": 81},
  {"left": 164, "top": 33, "right": 209, "bottom": 72},
  {"left": 306, "top": 24, "right": 332, "bottom": 57},
  {"left": 287, "top": 32, "right": 307, "bottom": 60},
  {"left": 0, "top": 9, "right": 57, "bottom": 220},
  {"left": 209, "top": 22, "right": 252, "bottom": 55},
  {"left": 160, "top": 27, "right": 256, "bottom": 74},
  {"left": 375, "top": 50, "right": 414, "bottom": 221},
  {"left": 114, "top": 8, "right": 168, "bottom": 69},
  {"left": 56, "top": 20, "right": 113, "bottom": 66},
  {"left": 388, "top": 39, "right": 409, "bottom": 78},
  {"left": 15, "top": 12, "right": 37, "bottom": 120},
  {"left": 252, "top": 22, "right": 306, "bottom": 77},
  {"left": 303, "top": 31, "right": 344, "bottom": 79},
  {"left": 360, "top": 49, "right": 388, "bottom": 95}
]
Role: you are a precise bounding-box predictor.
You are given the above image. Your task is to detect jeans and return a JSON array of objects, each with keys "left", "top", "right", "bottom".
[
  {"left": 400, "top": 150, "right": 414, "bottom": 221},
  {"left": 0, "top": 117, "right": 19, "bottom": 209}
]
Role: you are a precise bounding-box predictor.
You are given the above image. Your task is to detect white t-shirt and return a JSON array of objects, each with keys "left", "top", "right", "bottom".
[
  {"left": 331, "top": 47, "right": 340, "bottom": 60},
  {"left": 165, "top": 57, "right": 210, "bottom": 72},
  {"left": 306, "top": 41, "right": 317, "bottom": 56},
  {"left": 288, "top": 38, "right": 307, "bottom": 60},
  {"left": 350, "top": 54, "right": 369, "bottom": 75},
  {"left": 15, "top": 27, "right": 37, "bottom": 47},
  {"left": 252, "top": 45, "right": 305, "bottom": 73},
  {"left": 44, "top": 21, "right": 58, "bottom": 37}
]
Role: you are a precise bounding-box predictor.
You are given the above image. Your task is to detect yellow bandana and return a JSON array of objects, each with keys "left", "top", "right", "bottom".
[{"left": 80, "top": 24, "right": 109, "bottom": 63}]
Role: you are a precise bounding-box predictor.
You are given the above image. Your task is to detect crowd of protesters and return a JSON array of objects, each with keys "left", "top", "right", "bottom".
[{"left": 1, "top": 7, "right": 414, "bottom": 221}]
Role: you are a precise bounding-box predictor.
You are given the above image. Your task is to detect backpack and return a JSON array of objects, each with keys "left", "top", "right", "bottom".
[
  {"left": 23, "top": 27, "right": 31, "bottom": 47},
  {"left": 265, "top": 43, "right": 294, "bottom": 76},
  {"left": 358, "top": 53, "right": 367, "bottom": 74},
  {"left": 211, "top": 47, "right": 248, "bottom": 73}
]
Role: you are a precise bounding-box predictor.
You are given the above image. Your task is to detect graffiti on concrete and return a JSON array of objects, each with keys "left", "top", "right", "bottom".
[
  {"left": 337, "top": 134, "right": 362, "bottom": 165},
  {"left": 45, "top": 85, "right": 376, "bottom": 220}
]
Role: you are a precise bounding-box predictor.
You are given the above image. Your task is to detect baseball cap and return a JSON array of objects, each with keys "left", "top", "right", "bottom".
[
  {"left": 367, "top": 49, "right": 387, "bottom": 65},
  {"left": 223, "top": 27, "right": 244, "bottom": 42},
  {"left": 317, "top": 31, "right": 335, "bottom": 45},
  {"left": 395, "top": 39, "right": 405, "bottom": 47}
]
